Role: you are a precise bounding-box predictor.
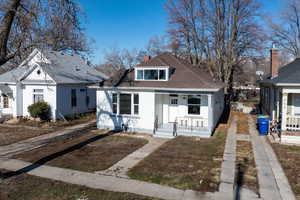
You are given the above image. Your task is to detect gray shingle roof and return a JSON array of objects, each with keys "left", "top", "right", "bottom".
[
  {"left": 0, "top": 49, "right": 108, "bottom": 84},
  {"left": 260, "top": 58, "right": 300, "bottom": 85},
  {"left": 0, "top": 85, "right": 13, "bottom": 94}
]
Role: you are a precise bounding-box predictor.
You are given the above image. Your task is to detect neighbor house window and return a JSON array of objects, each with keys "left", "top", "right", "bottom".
[
  {"left": 112, "top": 93, "right": 118, "bottom": 114},
  {"left": 71, "top": 89, "right": 77, "bottom": 107},
  {"left": 135, "top": 68, "right": 168, "bottom": 81},
  {"left": 33, "top": 89, "right": 44, "bottom": 103},
  {"left": 134, "top": 94, "right": 139, "bottom": 114},
  {"left": 188, "top": 95, "right": 201, "bottom": 115},
  {"left": 119, "top": 94, "right": 131, "bottom": 114},
  {"left": 3, "top": 95, "right": 9, "bottom": 108},
  {"left": 112, "top": 93, "right": 139, "bottom": 115}
]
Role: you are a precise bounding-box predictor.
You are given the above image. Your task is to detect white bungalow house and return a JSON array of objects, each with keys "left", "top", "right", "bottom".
[
  {"left": 93, "top": 53, "right": 225, "bottom": 138},
  {"left": 260, "top": 47, "right": 300, "bottom": 137},
  {"left": 0, "top": 49, "right": 108, "bottom": 120}
]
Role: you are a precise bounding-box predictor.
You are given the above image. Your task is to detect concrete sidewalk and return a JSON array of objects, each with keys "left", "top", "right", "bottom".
[
  {"left": 248, "top": 116, "right": 296, "bottom": 200},
  {"left": 96, "top": 135, "right": 169, "bottom": 178},
  {"left": 0, "top": 158, "right": 215, "bottom": 200},
  {"left": 0, "top": 120, "right": 96, "bottom": 157}
]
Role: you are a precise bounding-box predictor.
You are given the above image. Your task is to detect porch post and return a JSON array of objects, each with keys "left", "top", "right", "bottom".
[
  {"left": 208, "top": 94, "right": 214, "bottom": 133},
  {"left": 281, "top": 92, "right": 288, "bottom": 131}
]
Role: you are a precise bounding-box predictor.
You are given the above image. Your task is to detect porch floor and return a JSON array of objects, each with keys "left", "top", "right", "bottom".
[{"left": 155, "top": 123, "right": 210, "bottom": 138}]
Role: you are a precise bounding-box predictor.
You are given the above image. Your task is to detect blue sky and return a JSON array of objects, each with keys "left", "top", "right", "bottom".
[{"left": 78, "top": 0, "right": 281, "bottom": 64}]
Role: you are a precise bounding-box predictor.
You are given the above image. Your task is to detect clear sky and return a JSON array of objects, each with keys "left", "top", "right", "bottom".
[{"left": 78, "top": 0, "right": 282, "bottom": 64}]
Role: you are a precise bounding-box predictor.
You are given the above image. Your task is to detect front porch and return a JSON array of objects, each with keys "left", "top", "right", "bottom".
[
  {"left": 153, "top": 93, "right": 213, "bottom": 138},
  {"left": 281, "top": 90, "right": 300, "bottom": 132}
]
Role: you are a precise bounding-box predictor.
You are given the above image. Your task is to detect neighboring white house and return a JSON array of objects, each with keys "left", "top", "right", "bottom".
[
  {"left": 93, "top": 53, "right": 225, "bottom": 138},
  {"left": 260, "top": 47, "right": 300, "bottom": 137},
  {"left": 0, "top": 49, "right": 108, "bottom": 120}
]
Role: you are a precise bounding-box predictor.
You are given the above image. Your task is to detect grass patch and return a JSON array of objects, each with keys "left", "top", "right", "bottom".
[
  {"left": 128, "top": 131, "right": 227, "bottom": 192},
  {"left": 0, "top": 169, "right": 160, "bottom": 200},
  {"left": 236, "top": 141, "right": 259, "bottom": 194},
  {"left": 272, "top": 144, "right": 300, "bottom": 200},
  {"left": 234, "top": 112, "right": 249, "bottom": 134},
  {"left": 14, "top": 130, "right": 148, "bottom": 172}
]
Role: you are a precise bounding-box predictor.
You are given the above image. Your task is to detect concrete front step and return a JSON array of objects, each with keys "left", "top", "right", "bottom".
[{"left": 154, "top": 131, "right": 175, "bottom": 138}]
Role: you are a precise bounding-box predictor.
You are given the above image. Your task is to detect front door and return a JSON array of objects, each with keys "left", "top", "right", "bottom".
[
  {"left": 294, "top": 94, "right": 300, "bottom": 115},
  {"left": 168, "top": 96, "right": 179, "bottom": 122}
]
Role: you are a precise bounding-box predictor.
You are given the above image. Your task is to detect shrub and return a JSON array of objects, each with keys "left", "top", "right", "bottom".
[{"left": 28, "top": 102, "right": 51, "bottom": 121}]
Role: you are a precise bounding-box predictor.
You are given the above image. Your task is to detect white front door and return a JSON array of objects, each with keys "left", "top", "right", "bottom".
[
  {"left": 168, "top": 96, "right": 179, "bottom": 122},
  {"left": 294, "top": 94, "right": 300, "bottom": 115}
]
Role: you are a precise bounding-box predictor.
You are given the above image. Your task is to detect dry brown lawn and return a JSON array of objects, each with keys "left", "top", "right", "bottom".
[
  {"left": 236, "top": 141, "right": 259, "bottom": 194},
  {"left": 0, "top": 169, "right": 160, "bottom": 200},
  {"left": 272, "top": 144, "right": 300, "bottom": 200},
  {"left": 0, "top": 127, "right": 50, "bottom": 146},
  {"left": 234, "top": 112, "right": 249, "bottom": 134},
  {"left": 0, "top": 113, "right": 96, "bottom": 146},
  {"left": 128, "top": 130, "right": 227, "bottom": 192},
  {"left": 14, "top": 131, "right": 148, "bottom": 172}
]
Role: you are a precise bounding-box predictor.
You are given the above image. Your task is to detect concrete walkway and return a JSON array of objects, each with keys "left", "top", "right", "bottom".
[
  {"left": 0, "top": 158, "right": 215, "bottom": 200},
  {"left": 0, "top": 120, "right": 96, "bottom": 157},
  {"left": 96, "top": 135, "right": 169, "bottom": 178},
  {"left": 248, "top": 116, "right": 296, "bottom": 200}
]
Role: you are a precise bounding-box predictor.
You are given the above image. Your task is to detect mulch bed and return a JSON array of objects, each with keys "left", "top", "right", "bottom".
[
  {"left": 0, "top": 169, "right": 160, "bottom": 200},
  {"left": 14, "top": 130, "right": 148, "bottom": 172}
]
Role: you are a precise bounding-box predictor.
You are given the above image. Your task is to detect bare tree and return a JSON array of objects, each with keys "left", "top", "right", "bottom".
[
  {"left": 0, "top": 0, "right": 89, "bottom": 66},
  {"left": 269, "top": 0, "right": 300, "bottom": 57},
  {"left": 166, "top": 0, "right": 265, "bottom": 93}
]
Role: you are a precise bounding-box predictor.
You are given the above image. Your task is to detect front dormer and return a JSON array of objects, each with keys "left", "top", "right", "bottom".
[{"left": 134, "top": 67, "right": 169, "bottom": 81}]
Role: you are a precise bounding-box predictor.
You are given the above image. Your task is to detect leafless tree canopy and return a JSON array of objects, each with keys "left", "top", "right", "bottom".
[
  {"left": 166, "top": 0, "right": 265, "bottom": 92},
  {"left": 0, "top": 0, "right": 89, "bottom": 66},
  {"left": 269, "top": 0, "right": 300, "bottom": 57}
]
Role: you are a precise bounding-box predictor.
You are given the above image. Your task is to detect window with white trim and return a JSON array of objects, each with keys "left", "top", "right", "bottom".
[
  {"left": 33, "top": 89, "right": 44, "bottom": 103},
  {"left": 2, "top": 94, "right": 9, "bottom": 108},
  {"left": 133, "top": 94, "right": 139, "bottom": 114},
  {"left": 188, "top": 95, "right": 201, "bottom": 115},
  {"left": 135, "top": 68, "right": 168, "bottom": 81},
  {"left": 112, "top": 93, "right": 139, "bottom": 115},
  {"left": 112, "top": 93, "right": 118, "bottom": 114}
]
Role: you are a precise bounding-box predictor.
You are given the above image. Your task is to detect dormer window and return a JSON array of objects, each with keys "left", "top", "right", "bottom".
[{"left": 135, "top": 67, "right": 168, "bottom": 81}]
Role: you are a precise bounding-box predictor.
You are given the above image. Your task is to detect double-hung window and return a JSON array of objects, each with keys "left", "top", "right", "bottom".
[
  {"left": 33, "top": 89, "right": 44, "bottom": 103},
  {"left": 71, "top": 89, "right": 77, "bottom": 107},
  {"left": 133, "top": 94, "right": 139, "bottom": 114},
  {"left": 3, "top": 95, "right": 9, "bottom": 108},
  {"left": 112, "top": 93, "right": 139, "bottom": 115},
  {"left": 188, "top": 95, "right": 201, "bottom": 115}
]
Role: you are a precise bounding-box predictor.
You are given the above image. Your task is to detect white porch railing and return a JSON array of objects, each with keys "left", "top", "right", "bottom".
[
  {"left": 286, "top": 115, "right": 300, "bottom": 131},
  {"left": 176, "top": 116, "right": 208, "bottom": 130}
]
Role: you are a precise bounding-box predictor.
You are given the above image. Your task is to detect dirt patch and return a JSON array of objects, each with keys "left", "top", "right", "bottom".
[
  {"left": 272, "top": 144, "right": 300, "bottom": 200},
  {"left": 128, "top": 130, "right": 227, "bottom": 192},
  {"left": 0, "top": 113, "right": 96, "bottom": 146},
  {"left": 0, "top": 169, "right": 160, "bottom": 200},
  {"left": 236, "top": 141, "right": 259, "bottom": 194},
  {"left": 0, "top": 127, "right": 50, "bottom": 146},
  {"left": 233, "top": 112, "right": 249, "bottom": 134},
  {"left": 14, "top": 130, "right": 148, "bottom": 172},
  {"left": 284, "top": 132, "right": 300, "bottom": 136}
]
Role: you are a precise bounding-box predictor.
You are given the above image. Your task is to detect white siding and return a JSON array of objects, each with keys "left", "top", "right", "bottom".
[
  {"left": 96, "top": 90, "right": 155, "bottom": 133},
  {"left": 22, "top": 85, "right": 57, "bottom": 119},
  {"left": 24, "top": 65, "right": 53, "bottom": 81}
]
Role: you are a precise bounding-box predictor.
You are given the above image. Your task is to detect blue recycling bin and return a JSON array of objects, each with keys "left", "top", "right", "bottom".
[
  {"left": 257, "top": 114, "right": 269, "bottom": 124},
  {"left": 258, "top": 119, "right": 269, "bottom": 135}
]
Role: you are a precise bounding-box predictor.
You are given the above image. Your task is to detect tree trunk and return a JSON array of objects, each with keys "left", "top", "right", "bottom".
[{"left": 0, "top": 0, "right": 22, "bottom": 65}]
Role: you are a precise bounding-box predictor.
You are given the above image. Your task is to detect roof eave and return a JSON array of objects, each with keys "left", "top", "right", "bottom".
[{"left": 92, "top": 86, "right": 223, "bottom": 92}]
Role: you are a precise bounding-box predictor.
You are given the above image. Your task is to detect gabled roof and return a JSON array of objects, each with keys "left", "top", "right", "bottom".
[
  {"left": 260, "top": 58, "right": 300, "bottom": 86},
  {"left": 102, "top": 52, "right": 225, "bottom": 91},
  {"left": 0, "top": 49, "right": 108, "bottom": 84}
]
